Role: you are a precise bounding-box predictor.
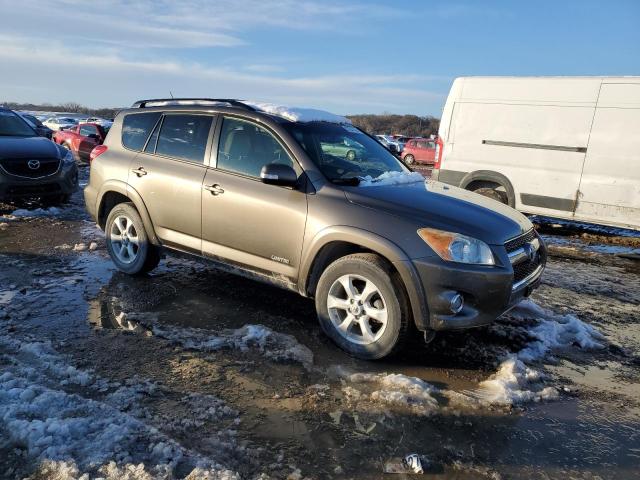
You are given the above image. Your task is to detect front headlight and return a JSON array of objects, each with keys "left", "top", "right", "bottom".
[
  {"left": 417, "top": 228, "right": 495, "bottom": 265},
  {"left": 62, "top": 149, "right": 74, "bottom": 164}
]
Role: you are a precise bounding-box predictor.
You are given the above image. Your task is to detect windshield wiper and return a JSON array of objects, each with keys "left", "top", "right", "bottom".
[{"left": 330, "top": 177, "right": 361, "bottom": 186}]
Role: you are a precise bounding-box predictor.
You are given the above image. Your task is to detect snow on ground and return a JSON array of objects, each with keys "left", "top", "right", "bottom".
[
  {"left": 244, "top": 101, "right": 351, "bottom": 124},
  {"left": 0, "top": 333, "right": 242, "bottom": 479},
  {"left": 124, "top": 312, "right": 314, "bottom": 367},
  {"left": 358, "top": 171, "right": 425, "bottom": 187},
  {"left": 8, "top": 206, "right": 62, "bottom": 217}
]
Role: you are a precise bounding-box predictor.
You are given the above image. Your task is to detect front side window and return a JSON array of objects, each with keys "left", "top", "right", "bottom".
[
  {"left": 284, "top": 122, "right": 407, "bottom": 183},
  {"left": 156, "top": 114, "right": 212, "bottom": 163},
  {"left": 217, "top": 117, "right": 295, "bottom": 178},
  {"left": 122, "top": 112, "right": 161, "bottom": 151},
  {"left": 0, "top": 111, "right": 36, "bottom": 137}
]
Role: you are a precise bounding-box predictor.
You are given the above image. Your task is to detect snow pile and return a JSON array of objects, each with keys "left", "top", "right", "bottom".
[
  {"left": 342, "top": 371, "right": 439, "bottom": 415},
  {"left": 358, "top": 171, "right": 425, "bottom": 187},
  {"left": 150, "top": 321, "right": 314, "bottom": 367},
  {"left": 0, "top": 334, "right": 240, "bottom": 479},
  {"left": 460, "top": 300, "right": 605, "bottom": 406},
  {"left": 244, "top": 101, "right": 351, "bottom": 124},
  {"left": 10, "top": 206, "right": 61, "bottom": 217}
]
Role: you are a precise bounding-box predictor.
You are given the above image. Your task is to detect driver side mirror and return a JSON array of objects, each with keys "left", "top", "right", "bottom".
[{"left": 260, "top": 163, "right": 298, "bottom": 187}]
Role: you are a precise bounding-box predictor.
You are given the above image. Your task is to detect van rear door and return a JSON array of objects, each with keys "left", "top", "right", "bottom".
[{"left": 576, "top": 82, "right": 640, "bottom": 230}]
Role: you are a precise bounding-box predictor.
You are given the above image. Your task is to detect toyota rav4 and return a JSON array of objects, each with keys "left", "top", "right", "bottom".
[{"left": 84, "top": 98, "right": 546, "bottom": 360}]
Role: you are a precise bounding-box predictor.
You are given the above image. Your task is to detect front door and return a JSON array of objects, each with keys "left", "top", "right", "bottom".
[
  {"left": 127, "top": 113, "right": 215, "bottom": 252},
  {"left": 78, "top": 124, "right": 100, "bottom": 159},
  {"left": 201, "top": 116, "right": 308, "bottom": 284}
]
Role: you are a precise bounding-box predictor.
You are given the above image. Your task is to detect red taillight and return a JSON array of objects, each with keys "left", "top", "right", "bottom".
[
  {"left": 89, "top": 145, "right": 108, "bottom": 164},
  {"left": 434, "top": 137, "right": 444, "bottom": 169}
]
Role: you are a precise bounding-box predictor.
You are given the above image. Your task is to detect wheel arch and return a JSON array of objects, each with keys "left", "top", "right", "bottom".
[
  {"left": 460, "top": 170, "right": 516, "bottom": 207},
  {"left": 97, "top": 181, "right": 160, "bottom": 245},
  {"left": 299, "top": 226, "right": 429, "bottom": 332}
]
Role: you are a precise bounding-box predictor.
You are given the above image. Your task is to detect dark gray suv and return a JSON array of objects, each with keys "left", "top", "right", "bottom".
[
  {"left": 0, "top": 107, "right": 78, "bottom": 204},
  {"left": 84, "top": 99, "right": 546, "bottom": 359}
]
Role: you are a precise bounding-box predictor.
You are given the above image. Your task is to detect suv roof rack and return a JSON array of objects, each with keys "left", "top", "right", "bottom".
[{"left": 131, "top": 98, "right": 257, "bottom": 111}]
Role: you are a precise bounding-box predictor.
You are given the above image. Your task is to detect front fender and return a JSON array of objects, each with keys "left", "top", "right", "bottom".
[{"left": 299, "top": 226, "right": 430, "bottom": 332}]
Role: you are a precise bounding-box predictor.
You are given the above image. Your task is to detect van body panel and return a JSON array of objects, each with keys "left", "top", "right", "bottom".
[{"left": 436, "top": 76, "right": 640, "bottom": 230}]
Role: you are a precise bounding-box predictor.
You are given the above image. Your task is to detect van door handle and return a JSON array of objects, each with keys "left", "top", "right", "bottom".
[
  {"left": 131, "top": 167, "right": 147, "bottom": 177},
  {"left": 204, "top": 184, "right": 225, "bottom": 195}
]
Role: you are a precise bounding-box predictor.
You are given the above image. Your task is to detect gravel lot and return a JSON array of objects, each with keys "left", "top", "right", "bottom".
[{"left": 1, "top": 167, "right": 639, "bottom": 479}]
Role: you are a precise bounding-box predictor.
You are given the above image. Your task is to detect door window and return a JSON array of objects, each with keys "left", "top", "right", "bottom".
[
  {"left": 217, "top": 117, "right": 295, "bottom": 178},
  {"left": 122, "top": 112, "right": 162, "bottom": 151},
  {"left": 156, "top": 114, "right": 212, "bottom": 163}
]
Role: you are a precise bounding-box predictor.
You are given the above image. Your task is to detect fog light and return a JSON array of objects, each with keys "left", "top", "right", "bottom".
[{"left": 450, "top": 293, "right": 464, "bottom": 314}]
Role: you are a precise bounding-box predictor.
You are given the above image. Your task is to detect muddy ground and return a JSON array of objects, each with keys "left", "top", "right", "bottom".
[{"left": 1, "top": 167, "right": 639, "bottom": 479}]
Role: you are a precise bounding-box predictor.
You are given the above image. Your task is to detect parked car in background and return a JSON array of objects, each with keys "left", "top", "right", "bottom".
[
  {"left": 433, "top": 76, "right": 640, "bottom": 230},
  {"left": 18, "top": 113, "right": 53, "bottom": 139},
  {"left": 402, "top": 138, "right": 436, "bottom": 165},
  {"left": 375, "top": 135, "right": 399, "bottom": 153},
  {"left": 391, "top": 135, "right": 413, "bottom": 153},
  {"left": 43, "top": 117, "right": 78, "bottom": 131},
  {"left": 53, "top": 123, "right": 108, "bottom": 162},
  {"left": 85, "top": 98, "right": 545, "bottom": 360},
  {"left": 0, "top": 107, "right": 78, "bottom": 204},
  {"left": 80, "top": 117, "right": 114, "bottom": 129}
]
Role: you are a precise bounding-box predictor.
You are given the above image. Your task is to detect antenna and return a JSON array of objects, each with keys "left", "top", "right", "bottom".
[{"left": 169, "top": 91, "right": 174, "bottom": 99}]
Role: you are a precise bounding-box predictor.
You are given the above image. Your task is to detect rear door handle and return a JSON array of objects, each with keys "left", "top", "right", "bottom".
[
  {"left": 131, "top": 167, "right": 147, "bottom": 177},
  {"left": 204, "top": 184, "right": 225, "bottom": 195}
]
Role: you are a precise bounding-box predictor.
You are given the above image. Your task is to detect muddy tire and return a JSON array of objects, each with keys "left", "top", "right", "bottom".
[
  {"left": 315, "top": 253, "right": 410, "bottom": 360},
  {"left": 404, "top": 154, "right": 415, "bottom": 165},
  {"left": 473, "top": 187, "right": 508, "bottom": 205},
  {"left": 105, "top": 202, "right": 160, "bottom": 275}
]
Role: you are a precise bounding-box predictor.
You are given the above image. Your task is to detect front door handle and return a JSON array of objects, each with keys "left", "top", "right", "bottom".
[
  {"left": 204, "top": 184, "right": 225, "bottom": 195},
  {"left": 131, "top": 167, "right": 147, "bottom": 177}
]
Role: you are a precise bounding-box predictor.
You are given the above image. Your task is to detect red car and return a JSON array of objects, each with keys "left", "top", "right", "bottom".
[
  {"left": 401, "top": 138, "right": 437, "bottom": 165},
  {"left": 53, "top": 123, "right": 108, "bottom": 163}
]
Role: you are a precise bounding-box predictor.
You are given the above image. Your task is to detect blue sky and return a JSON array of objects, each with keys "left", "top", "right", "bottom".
[{"left": 1, "top": 0, "right": 638, "bottom": 115}]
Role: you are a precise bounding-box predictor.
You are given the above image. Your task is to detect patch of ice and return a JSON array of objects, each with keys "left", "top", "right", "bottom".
[
  {"left": 244, "top": 101, "right": 351, "bottom": 124},
  {"left": 10, "top": 207, "right": 61, "bottom": 217},
  {"left": 149, "top": 320, "right": 314, "bottom": 367},
  {"left": 342, "top": 371, "right": 439, "bottom": 415},
  {"left": 358, "top": 171, "right": 425, "bottom": 187},
  {"left": 73, "top": 243, "right": 88, "bottom": 251}
]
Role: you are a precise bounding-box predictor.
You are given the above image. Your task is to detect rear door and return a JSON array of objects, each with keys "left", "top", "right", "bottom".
[
  {"left": 201, "top": 116, "right": 308, "bottom": 283},
  {"left": 576, "top": 82, "right": 640, "bottom": 229},
  {"left": 127, "top": 113, "right": 215, "bottom": 252}
]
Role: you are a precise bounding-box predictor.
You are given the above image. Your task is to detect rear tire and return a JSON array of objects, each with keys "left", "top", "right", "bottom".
[
  {"left": 473, "top": 187, "right": 508, "bottom": 205},
  {"left": 315, "top": 253, "right": 410, "bottom": 360},
  {"left": 105, "top": 202, "right": 160, "bottom": 275}
]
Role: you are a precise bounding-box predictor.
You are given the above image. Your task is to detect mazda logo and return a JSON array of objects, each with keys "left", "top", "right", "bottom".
[{"left": 27, "top": 160, "right": 41, "bottom": 170}]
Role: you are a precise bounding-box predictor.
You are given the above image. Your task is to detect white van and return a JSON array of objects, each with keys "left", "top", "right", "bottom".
[{"left": 433, "top": 76, "right": 640, "bottom": 230}]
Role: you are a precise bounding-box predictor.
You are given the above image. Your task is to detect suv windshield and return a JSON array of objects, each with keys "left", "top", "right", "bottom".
[
  {"left": 0, "top": 111, "right": 37, "bottom": 137},
  {"left": 284, "top": 122, "right": 407, "bottom": 184}
]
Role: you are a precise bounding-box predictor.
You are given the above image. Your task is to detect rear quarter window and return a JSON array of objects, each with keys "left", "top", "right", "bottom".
[{"left": 121, "top": 112, "right": 161, "bottom": 151}]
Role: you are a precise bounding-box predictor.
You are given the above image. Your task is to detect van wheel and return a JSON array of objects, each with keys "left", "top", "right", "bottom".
[
  {"left": 105, "top": 202, "right": 160, "bottom": 275},
  {"left": 473, "top": 187, "right": 508, "bottom": 205},
  {"left": 404, "top": 154, "right": 415, "bottom": 165},
  {"left": 315, "top": 253, "right": 410, "bottom": 360}
]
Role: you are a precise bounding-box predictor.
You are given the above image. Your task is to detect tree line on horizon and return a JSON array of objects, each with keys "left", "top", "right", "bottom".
[{"left": 2, "top": 101, "right": 441, "bottom": 137}]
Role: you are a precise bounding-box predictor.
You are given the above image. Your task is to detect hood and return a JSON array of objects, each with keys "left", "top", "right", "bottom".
[
  {"left": 0, "top": 136, "right": 64, "bottom": 159},
  {"left": 344, "top": 179, "right": 532, "bottom": 245}
]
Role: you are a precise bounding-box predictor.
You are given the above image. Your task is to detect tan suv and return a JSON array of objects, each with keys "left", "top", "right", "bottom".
[{"left": 84, "top": 98, "right": 546, "bottom": 360}]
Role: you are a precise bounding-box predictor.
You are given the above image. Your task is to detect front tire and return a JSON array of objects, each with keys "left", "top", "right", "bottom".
[
  {"left": 105, "top": 202, "right": 160, "bottom": 275},
  {"left": 315, "top": 253, "right": 410, "bottom": 360},
  {"left": 403, "top": 154, "right": 415, "bottom": 165}
]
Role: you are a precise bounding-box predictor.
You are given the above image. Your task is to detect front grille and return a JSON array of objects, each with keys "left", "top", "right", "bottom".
[
  {"left": 5, "top": 183, "right": 62, "bottom": 196},
  {"left": 505, "top": 229, "right": 541, "bottom": 284},
  {"left": 0, "top": 158, "right": 61, "bottom": 178},
  {"left": 505, "top": 229, "right": 535, "bottom": 252}
]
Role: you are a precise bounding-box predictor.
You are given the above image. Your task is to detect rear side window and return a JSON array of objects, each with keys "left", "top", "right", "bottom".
[
  {"left": 156, "top": 114, "right": 212, "bottom": 163},
  {"left": 80, "top": 125, "right": 97, "bottom": 136},
  {"left": 122, "top": 112, "right": 161, "bottom": 151}
]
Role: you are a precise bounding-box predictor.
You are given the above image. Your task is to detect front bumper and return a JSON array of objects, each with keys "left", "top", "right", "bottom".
[
  {"left": 411, "top": 241, "right": 546, "bottom": 331},
  {"left": 0, "top": 161, "right": 78, "bottom": 201}
]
